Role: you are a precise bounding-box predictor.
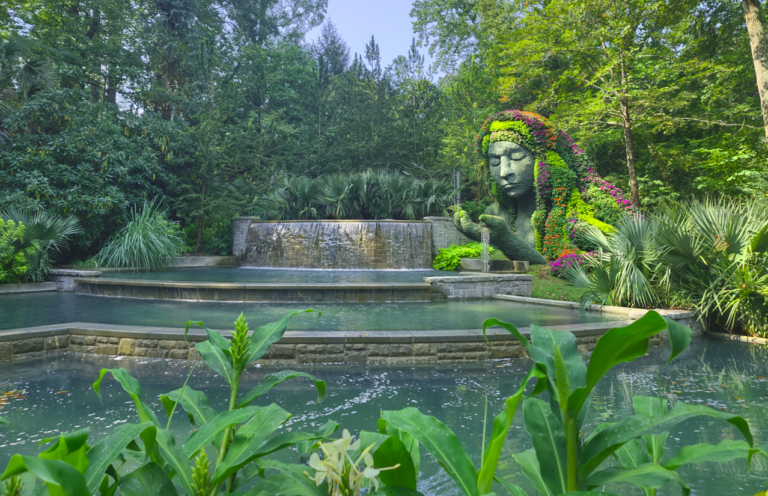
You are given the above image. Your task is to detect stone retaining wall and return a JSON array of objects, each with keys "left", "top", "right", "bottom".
[
  {"left": 50, "top": 269, "right": 101, "bottom": 291},
  {"left": 424, "top": 274, "right": 533, "bottom": 299},
  {"left": 0, "top": 321, "right": 634, "bottom": 363},
  {"left": 232, "top": 217, "right": 255, "bottom": 257},
  {"left": 425, "top": 216, "right": 471, "bottom": 256},
  {"left": 0, "top": 282, "right": 57, "bottom": 294}
]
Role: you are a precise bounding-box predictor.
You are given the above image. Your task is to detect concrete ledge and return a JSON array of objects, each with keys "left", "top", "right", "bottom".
[
  {"left": 73, "top": 278, "right": 438, "bottom": 303},
  {"left": 704, "top": 331, "right": 768, "bottom": 345},
  {"left": 425, "top": 274, "right": 533, "bottom": 299},
  {"left": 0, "top": 282, "right": 57, "bottom": 294},
  {"left": 51, "top": 269, "right": 102, "bottom": 291},
  {"left": 167, "top": 256, "right": 237, "bottom": 268}
]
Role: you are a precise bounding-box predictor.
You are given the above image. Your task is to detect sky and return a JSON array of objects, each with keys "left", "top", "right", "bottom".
[{"left": 304, "top": 0, "right": 435, "bottom": 70}]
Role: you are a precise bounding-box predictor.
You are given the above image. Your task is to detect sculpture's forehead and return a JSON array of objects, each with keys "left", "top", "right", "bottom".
[{"left": 488, "top": 141, "right": 529, "bottom": 155}]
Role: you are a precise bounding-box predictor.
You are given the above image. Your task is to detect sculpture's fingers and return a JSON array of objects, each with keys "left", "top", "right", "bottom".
[
  {"left": 478, "top": 214, "right": 511, "bottom": 233},
  {"left": 455, "top": 209, "right": 482, "bottom": 241}
]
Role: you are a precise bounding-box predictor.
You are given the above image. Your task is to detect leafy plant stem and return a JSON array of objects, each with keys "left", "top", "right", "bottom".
[
  {"left": 213, "top": 374, "right": 240, "bottom": 495},
  {"left": 566, "top": 416, "right": 578, "bottom": 491},
  {"left": 166, "top": 362, "right": 199, "bottom": 430},
  {"left": 481, "top": 394, "right": 488, "bottom": 467}
]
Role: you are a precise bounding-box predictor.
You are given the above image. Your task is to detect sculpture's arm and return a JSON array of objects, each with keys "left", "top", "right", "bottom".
[{"left": 479, "top": 214, "right": 546, "bottom": 265}]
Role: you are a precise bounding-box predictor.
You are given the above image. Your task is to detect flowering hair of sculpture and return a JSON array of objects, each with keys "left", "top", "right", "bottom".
[{"left": 475, "top": 110, "right": 634, "bottom": 258}]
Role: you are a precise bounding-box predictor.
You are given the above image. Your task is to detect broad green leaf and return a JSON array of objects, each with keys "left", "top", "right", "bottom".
[
  {"left": 194, "top": 340, "right": 234, "bottom": 386},
  {"left": 212, "top": 403, "right": 292, "bottom": 484},
  {"left": 580, "top": 402, "right": 753, "bottom": 480},
  {"left": 588, "top": 463, "right": 690, "bottom": 495},
  {"left": 663, "top": 439, "right": 751, "bottom": 470},
  {"left": 530, "top": 325, "right": 586, "bottom": 396},
  {"left": 373, "top": 436, "right": 417, "bottom": 490},
  {"left": 215, "top": 431, "right": 322, "bottom": 484},
  {"left": 478, "top": 366, "right": 541, "bottom": 495},
  {"left": 160, "top": 387, "right": 217, "bottom": 426},
  {"left": 382, "top": 407, "right": 478, "bottom": 496},
  {"left": 182, "top": 406, "right": 259, "bottom": 457},
  {"left": 360, "top": 430, "right": 391, "bottom": 453},
  {"left": 238, "top": 370, "right": 327, "bottom": 408},
  {"left": 370, "top": 488, "right": 426, "bottom": 496},
  {"left": 154, "top": 429, "right": 195, "bottom": 495},
  {"left": 85, "top": 422, "right": 155, "bottom": 494},
  {"left": 1, "top": 455, "right": 88, "bottom": 496},
  {"left": 561, "top": 493, "right": 619, "bottom": 495},
  {"left": 633, "top": 396, "right": 669, "bottom": 462},
  {"left": 0, "top": 417, "right": 8, "bottom": 424},
  {"left": 614, "top": 439, "right": 649, "bottom": 469},
  {"left": 38, "top": 428, "right": 90, "bottom": 475},
  {"left": 511, "top": 450, "right": 552, "bottom": 496},
  {"left": 93, "top": 369, "right": 160, "bottom": 426},
  {"left": 750, "top": 221, "right": 768, "bottom": 253},
  {"left": 259, "top": 459, "right": 329, "bottom": 495},
  {"left": 119, "top": 462, "right": 178, "bottom": 496},
  {"left": 298, "top": 420, "right": 341, "bottom": 457},
  {"left": 245, "top": 310, "right": 317, "bottom": 364},
  {"left": 523, "top": 398, "right": 567, "bottom": 496},
  {"left": 482, "top": 319, "right": 532, "bottom": 356},
  {"left": 494, "top": 477, "right": 529, "bottom": 496},
  {"left": 185, "top": 320, "right": 231, "bottom": 352},
  {"left": 568, "top": 313, "right": 692, "bottom": 415},
  {"left": 250, "top": 473, "right": 325, "bottom": 496}
]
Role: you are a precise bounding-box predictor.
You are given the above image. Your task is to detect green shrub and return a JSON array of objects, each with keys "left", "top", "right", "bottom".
[
  {"left": 0, "top": 219, "right": 29, "bottom": 283},
  {"left": 96, "top": 199, "right": 185, "bottom": 271},
  {"left": 0, "top": 207, "right": 82, "bottom": 282},
  {"left": 433, "top": 242, "right": 494, "bottom": 271}
]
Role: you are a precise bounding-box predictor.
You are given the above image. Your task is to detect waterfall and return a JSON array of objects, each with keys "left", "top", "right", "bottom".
[
  {"left": 244, "top": 221, "right": 432, "bottom": 269},
  {"left": 481, "top": 228, "right": 490, "bottom": 273}
]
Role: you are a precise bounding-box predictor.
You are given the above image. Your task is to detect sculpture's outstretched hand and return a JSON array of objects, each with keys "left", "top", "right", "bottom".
[{"left": 453, "top": 207, "right": 482, "bottom": 242}]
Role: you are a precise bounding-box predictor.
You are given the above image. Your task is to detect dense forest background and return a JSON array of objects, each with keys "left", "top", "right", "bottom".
[{"left": 1, "top": 0, "right": 767, "bottom": 259}]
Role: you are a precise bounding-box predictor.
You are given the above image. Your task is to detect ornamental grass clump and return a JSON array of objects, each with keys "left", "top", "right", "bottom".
[{"left": 96, "top": 199, "right": 185, "bottom": 271}]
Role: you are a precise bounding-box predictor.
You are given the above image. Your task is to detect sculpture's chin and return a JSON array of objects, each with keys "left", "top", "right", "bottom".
[{"left": 503, "top": 187, "right": 530, "bottom": 198}]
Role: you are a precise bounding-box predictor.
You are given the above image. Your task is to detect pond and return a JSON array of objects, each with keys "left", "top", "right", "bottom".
[
  {"left": 0, "top": 337, "right": 765, "bottom": 495},
  {"left": 0, "top": 292, "right": 616, "bottom": 332},
  {"left": 100, "top": 268, "right": 447, "bottom": 283}
]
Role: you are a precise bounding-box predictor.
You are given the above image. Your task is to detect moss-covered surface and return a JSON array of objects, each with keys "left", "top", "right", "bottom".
[{"left": 526, "top": 265, "right": 587, "bottom": 303}]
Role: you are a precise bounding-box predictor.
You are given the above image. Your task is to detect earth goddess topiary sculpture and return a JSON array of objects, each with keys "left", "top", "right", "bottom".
[{"left": 454, "top": 110, "right": 634, "bottom": 264}]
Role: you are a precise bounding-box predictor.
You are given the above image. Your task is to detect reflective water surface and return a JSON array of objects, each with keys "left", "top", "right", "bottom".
[
  {"left": 101, "top": 267, "right": 447, "bottom": 283},
  {"left": 0, "top": 292, "right": 616, "bottom": 332},
  {"left": 0, "top": 337, "right": 765, "bottom": 495}
]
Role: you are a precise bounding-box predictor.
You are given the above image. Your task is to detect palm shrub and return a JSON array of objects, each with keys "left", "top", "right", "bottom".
[
  {"left": 565, "top": 213, "right": 664, "bottom": 309},
  {"left": 655, "top": 197, "right": 768, "bottom": 336},
  {"left": 0, "top": 219, "right": 28, "bottom": 283},
  {"left": 253, "top": 170, "right": 455, "bottom": 221},
  {"left": 0, "top": 207, "right": 82, "bottom": 281},
  {"left": 96, "top": 199, "right": 185, "bottom": 271},
  {"left": 0, "top": 311, "right": 330, "bottom": 496}
]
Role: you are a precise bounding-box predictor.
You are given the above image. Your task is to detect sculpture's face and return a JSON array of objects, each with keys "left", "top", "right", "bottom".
[{"left": 488, "top": 141, "right": 535, "bottom": 198}]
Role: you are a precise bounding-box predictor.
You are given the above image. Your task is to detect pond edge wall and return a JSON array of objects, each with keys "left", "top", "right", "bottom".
[{"left": 0, "top": 309, "right": 703, "bottom": 364}]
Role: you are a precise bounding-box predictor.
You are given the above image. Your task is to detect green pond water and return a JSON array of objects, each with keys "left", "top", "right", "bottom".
[
  {"left": 101, "top": 268, "right": 446, "bottom": 283},
  {"left": 0, "top": 293, "right": 616, "bottom": 332},
  {"left": 0, "top": 337, "right": 765, "bottom": 495}
]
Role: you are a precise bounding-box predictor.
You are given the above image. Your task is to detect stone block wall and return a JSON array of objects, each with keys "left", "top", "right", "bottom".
[
  {"left": 424, "top": 274, "right": 533, "bottom": 299},
  {"left": 425, "top": 216, "right": 472, "bottom": 256},
  {"left": 232, "top": 217, "right": 256, "bottom": 258}
]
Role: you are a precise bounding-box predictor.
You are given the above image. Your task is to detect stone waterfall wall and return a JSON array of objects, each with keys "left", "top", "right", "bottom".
[{"left": 242, "top": 220, "right": 432, "bottom": 269}]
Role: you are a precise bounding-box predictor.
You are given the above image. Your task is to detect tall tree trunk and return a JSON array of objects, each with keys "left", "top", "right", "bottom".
[
  {"left": 196, "top": 182, "right": 206, "bottom": 250},
  {"left": 619, "top": 97, "right": 641, "bottom": 207},
  {"left": 742, "top": 0, "right": 768, "bottom": 150}
]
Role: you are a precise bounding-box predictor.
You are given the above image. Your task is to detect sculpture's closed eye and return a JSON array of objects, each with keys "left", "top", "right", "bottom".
[{"left": 510, "top": 152, "right": 527, "bottom": 161}]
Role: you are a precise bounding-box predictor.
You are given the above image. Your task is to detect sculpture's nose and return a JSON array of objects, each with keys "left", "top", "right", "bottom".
[{"left": 500, "top": 157, "right": 515, "bottom": 179}]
